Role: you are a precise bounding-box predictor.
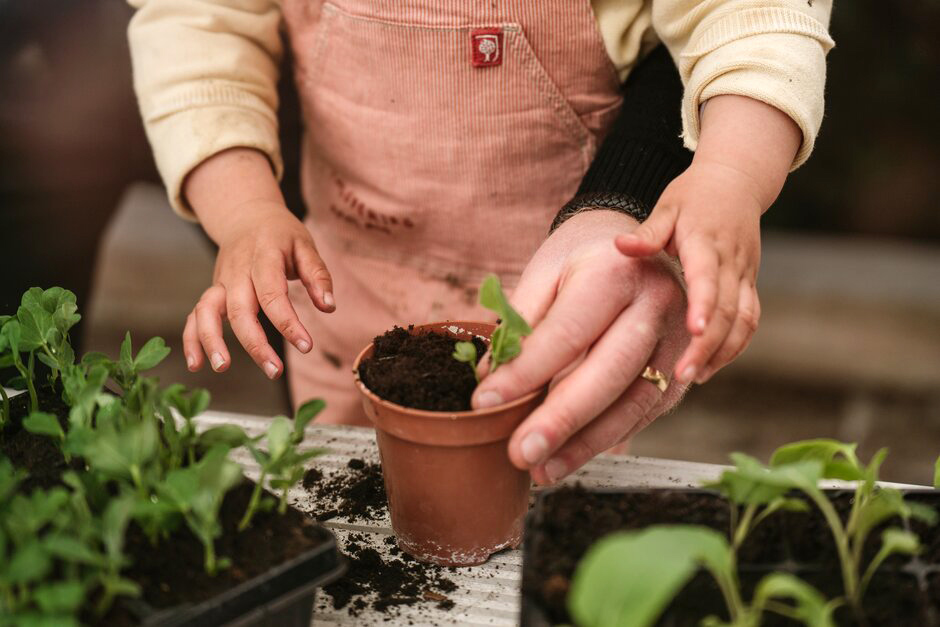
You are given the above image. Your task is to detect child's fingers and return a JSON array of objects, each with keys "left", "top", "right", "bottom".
[
  {"left": 182, "top": 312, "right": 205, "bottom": 372},
  {"left": 251, "top": 251, "right": 314, "bottom": 354},
  {"left": 614, "top": 203, "right": 678, "bottom": 257},
  {"left": 227, "top": 277, "right": 285, "bottom": 380},
  {"left": 674, "top": 266, "right": 738, "bottom": 383},
  {"left": 678, "top": 235, "right": 719, "bottom": 336},
  {"left": 294, "top": 240, "right": 336, "bottom": 313},
  {"left": 192, "top": 285, "right": 231, "bottom": 373},
  {"left": 697, "top": 283, "right": 761, "bottom": 382}
]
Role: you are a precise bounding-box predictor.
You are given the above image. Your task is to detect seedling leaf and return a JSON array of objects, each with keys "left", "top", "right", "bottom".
[
  {"left": 752, "top": 573, "right": 838, "bottom": 627},
  {"left": 135, "top": 336, "right": 171, "bottom": 371},
  {"left": 771, "top": 439, "right": 864, "bottom": 481},
  {"left": 569, "top": 526, "right": 731, "bottom": 627},
  {"left": 294, "top": 398, "right": 325, "bottom": 437},
  {"left": 478, "top": 275, "right": 532, "bottom": 371},
  {"left": 22, "top": 412, "right": 65, "bottom": 441}
]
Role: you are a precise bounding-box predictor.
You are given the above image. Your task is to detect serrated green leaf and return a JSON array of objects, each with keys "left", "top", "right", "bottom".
[
  {"left": 770, "top": 439, "right": 864, "bottom": 481},
  {"left": 135, "top": 336, "right": 171, "bottom": 370},
  {"left": 706, "top": 453, "right": 823, "bottom": 505}
]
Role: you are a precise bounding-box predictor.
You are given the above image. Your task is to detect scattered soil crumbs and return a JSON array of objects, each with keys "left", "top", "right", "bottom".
[
  {"left": 303, "top": 459, "right": 458, "bottom": 616},
  {"left": 323, "top": 534, "right": 457, "bottom": 616},
  {"left": 305, "top": 458, "right": 387, "bottom": 522},
  {"left": 357, "top": 325, "right": 487, "bottom": 411}
]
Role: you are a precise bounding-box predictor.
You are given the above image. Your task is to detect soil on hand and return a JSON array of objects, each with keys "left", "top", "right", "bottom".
[
  {"left": 303, "top": 459, "right": 459, "bottom": 616},
  {"left": 0, "top": 386, "right": 80, "bottom": 492},
  {"left": 98, "top": 481, "right": 325, "bottom": 625},
  {"left": 357, "top": 326, "right": 487, "bottom": 411}
]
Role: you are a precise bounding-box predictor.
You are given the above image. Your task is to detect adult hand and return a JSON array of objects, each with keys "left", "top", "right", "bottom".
[
  {"left": 181, "top": 149, "right": 335, "bottom": 379},
  {"left": 470, "top": 210, "right": 690, "bottom": 485}
]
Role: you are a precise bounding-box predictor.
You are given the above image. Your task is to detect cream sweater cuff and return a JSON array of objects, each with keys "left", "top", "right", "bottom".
[
  {"left": 144, "top": 103, "right": 282, "bottom": 220},
  {"left": 678, "top": 9, "right": 835, "bottom": 170}
]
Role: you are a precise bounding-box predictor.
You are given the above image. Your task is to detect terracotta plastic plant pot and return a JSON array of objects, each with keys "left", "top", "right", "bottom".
[{"left": 352, "top": 321, "right": 546, "bottom": 567}]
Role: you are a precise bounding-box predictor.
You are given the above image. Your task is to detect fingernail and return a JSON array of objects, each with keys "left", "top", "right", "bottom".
[
  {"left": 475, "top": 389, "right": 503, "bottom": 409},
  {"left": 323, "top": 292, "right": 335, "bottom": 308},
  {"left": 544, "top": 457, "right": 568, "bottom": 483},
  {"left": 297, "top": 339, "right": 311, "bottom": 353},
  {"left": 210, "top": 352, "right": 225, "bottom": 371},
  {"left": 263, "top": 361, "right": 279, "bottom": 379},
  {"left": 186, "top": 355, "right": 195, "bottom": 370},
  {"left": 679, "top": 365, "right": 697, "bottom": 383},
  {"left": 520, "top": 432, "right": 549, "bottom": 466}
]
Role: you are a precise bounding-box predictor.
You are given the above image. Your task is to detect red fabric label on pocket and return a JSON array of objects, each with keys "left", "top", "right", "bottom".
[{"left": 471, "top": 29, "right": 503, "bottom": 67}]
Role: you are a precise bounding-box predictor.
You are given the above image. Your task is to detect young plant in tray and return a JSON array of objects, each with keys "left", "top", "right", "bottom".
[
  {"left": 240, "top": 399, "right": 326, "bottom": 530},
  {"left": 567, "top": 439, "right": 938, "bottom": 626},
  {"left": 453, "top": 274, "right": 532, "bottom": 379},
  {"left": 762, "top": 440, "right": 936, "bottom": 610},
  {"left": 1, "top": 286, "right": 332, "bottom": 621}
]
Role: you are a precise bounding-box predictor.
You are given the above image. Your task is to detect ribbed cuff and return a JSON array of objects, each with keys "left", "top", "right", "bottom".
[
  {"left": 554, "top": 46, "right": 693, "bottom": 231},
  {"left": 574, "top": 139, "right": 689, "bottom": 217}
]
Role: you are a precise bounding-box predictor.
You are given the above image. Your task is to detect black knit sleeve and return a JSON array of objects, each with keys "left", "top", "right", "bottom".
[{"left": 550, "top": 45, "right": 693, "bottom": 232}]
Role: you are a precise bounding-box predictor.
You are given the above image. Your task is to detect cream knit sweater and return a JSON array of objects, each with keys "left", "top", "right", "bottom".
[{"left": 127, "top": 0, "right": 834, "bottom": 217}]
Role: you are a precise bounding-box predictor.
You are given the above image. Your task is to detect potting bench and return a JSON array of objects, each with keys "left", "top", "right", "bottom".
[{"left": 195, "top": 409, "right": 738, "bottom": 626}]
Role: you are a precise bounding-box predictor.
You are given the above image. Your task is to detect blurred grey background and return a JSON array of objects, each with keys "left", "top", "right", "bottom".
[{"left": 2, "top": 1, "right": 938, "bottom": 483}]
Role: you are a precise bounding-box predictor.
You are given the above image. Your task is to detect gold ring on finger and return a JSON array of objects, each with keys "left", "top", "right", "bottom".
[{"left": 640, "top": 366, "right": 669, "bottom": 393}]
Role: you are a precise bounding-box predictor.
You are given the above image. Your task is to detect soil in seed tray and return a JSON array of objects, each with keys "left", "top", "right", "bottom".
[
  {"left": 97, "top": 481, "right": 324, "bottom": 626},
  {"left": 0, "top": 386, "right": 81, "bottom": 493},
  {"left": 357, "top": 325, "right": 487, "bottom": 411},
  {"left": 523, "top": 486, "right": 731, "bottom": 625},
  {"left": 303, "top": 459, "right": 459, "bottom": 616}
]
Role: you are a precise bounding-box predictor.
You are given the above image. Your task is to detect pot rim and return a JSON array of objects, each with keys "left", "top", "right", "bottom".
[{"left": 352, "top": 320, "right": 544, "bottom": 420}]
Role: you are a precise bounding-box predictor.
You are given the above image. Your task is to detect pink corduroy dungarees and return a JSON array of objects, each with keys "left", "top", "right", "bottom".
[{"left": 280, "top": 0, "right": 623, "bottom": 424}]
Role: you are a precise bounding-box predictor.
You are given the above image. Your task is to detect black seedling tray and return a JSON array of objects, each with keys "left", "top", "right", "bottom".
[
  {"left": 121, "top": 523, "right": 345, "bottom": 627},
  {"left": 521, "top": 486, "right": 940, "bottom": 627}
]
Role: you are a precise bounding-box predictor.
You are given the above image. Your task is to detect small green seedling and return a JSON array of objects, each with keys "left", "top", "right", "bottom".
[
  {"left": 723, "top": 440, "right": 936, "bottom": 611},
  {"left": 933, "top": 455, "right": 939, "bottom": 490},
  {"left": 240, "top": 399, "right": 326, "bottom": 530},
  {"left": 453, "top": 275, "right": 532, "bottom": 375},
  {"left": 480, "top": 274, "right": 532, "bottom": 371},
  {"left": 22, "top": 411, "right": 69, "bottom": 462},
  {"left": 569, "top": 526, "right": 838, "bottom": 627},
  {"left": 452, "top": 341, "right": 479, "bottom": 382}
]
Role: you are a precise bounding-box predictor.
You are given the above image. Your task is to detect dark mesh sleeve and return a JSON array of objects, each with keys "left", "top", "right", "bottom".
[{"left": 551, "top": 45, "right": 693, "bottom": 232}]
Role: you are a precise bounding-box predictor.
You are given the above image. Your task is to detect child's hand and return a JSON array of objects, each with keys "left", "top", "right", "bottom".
[
  {"left": 615, "top": 162, "right": 762, "bottom": 384},
  {"left": 181, "top": 148, "right": 335, "bottom": 380},
  {"left": 614, "top": 94, "right": 802, "bottom": 385}
]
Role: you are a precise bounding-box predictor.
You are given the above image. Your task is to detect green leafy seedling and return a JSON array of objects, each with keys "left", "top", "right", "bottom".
[
  {"left": 569, "top": 526, "right": 838, "bottom": 627},
  {"left": 478, "top": 274, "right": 532, "bottom": 371},
  {"left": 934, "top": 455, "right": 939, "bottom": 490},
  {"left": 452, "top": 341, "right": 479, "bottom": 382},
  {"left": 732, "top": 440, "right": 937, "bottom": 612},
  {"left": 156, "top": 445, "right": 243, "bottom": 575},
  {"left": 240, "top": 399, "right": 326, "bottom": 529},
  {"left": 22, "top": 412, "right": 69, "bottom": 462}
]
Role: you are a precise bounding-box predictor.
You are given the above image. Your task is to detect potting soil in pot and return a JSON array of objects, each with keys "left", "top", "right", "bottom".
[
  {"left": 357, "top": 326, "right": 487, "bottom": 411},
  {"left": 522, "top": 486, "right": 940, "bottom": 626},
  {"left": 302, "top": 459, "right": 461, "bottom": 617}
]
